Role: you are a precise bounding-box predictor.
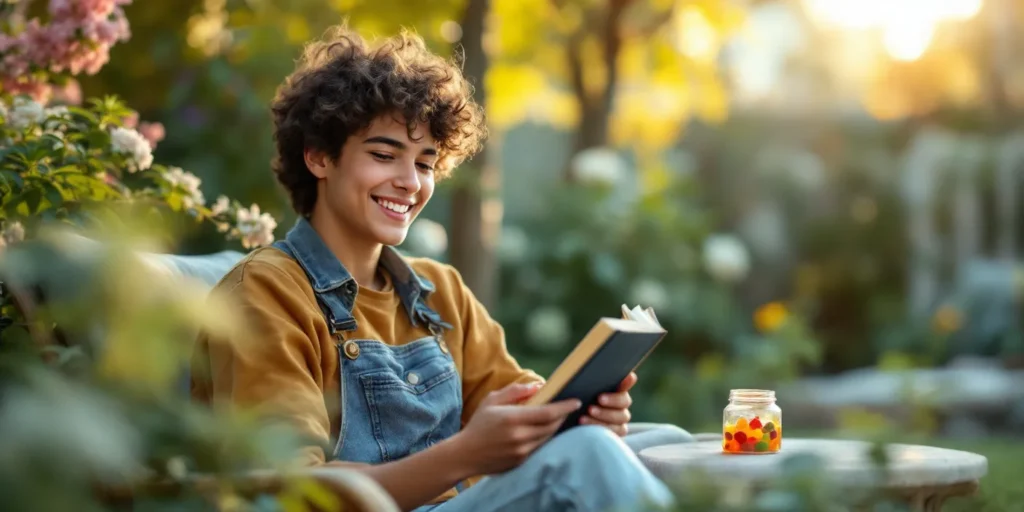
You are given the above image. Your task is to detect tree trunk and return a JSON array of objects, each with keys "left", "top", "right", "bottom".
[
  {"left": 563, "top": 0, "right": 629, "bottom": 181},
  {"left": 449, "top": 0, "right": 501, "bottom": 309}
]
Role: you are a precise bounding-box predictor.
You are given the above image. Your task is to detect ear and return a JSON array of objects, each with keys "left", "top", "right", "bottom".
[{"left": 304, "top": 148, "right": 332, "bottom": 179}]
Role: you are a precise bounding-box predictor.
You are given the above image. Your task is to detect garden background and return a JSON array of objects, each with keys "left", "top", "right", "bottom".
[{"left": 2, "top": 0, "right": 1023, "bottom": 510}]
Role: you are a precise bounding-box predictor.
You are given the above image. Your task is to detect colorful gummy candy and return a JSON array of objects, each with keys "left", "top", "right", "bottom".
[{"left": 722, "top": 416, "right": 781, "bottom": 454}]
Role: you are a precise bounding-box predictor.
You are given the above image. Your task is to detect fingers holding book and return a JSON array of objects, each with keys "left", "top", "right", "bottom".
[
  {"left": 577, "top": 371, "right": 637, "bottom": 437},
  {"left": 455, "top": 382, "right": 583, "bottom": 475}
]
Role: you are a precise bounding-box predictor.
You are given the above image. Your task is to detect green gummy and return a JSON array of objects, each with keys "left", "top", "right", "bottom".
[
  {"left": 755, "top": 441, "right": 769, "bottom": 452},
  {"left": 762, "top": 422, "right": 775, "bottom": 432}
]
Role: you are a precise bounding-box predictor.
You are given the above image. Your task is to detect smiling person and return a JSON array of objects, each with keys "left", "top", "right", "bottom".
[{"left": 191, "top": 25, "right": 684, "bottom": 512}]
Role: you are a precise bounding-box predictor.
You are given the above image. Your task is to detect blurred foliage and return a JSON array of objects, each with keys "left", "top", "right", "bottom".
[
  {"left": 677, "top": 111, "right": 1024, "bottom": 373},
  {"left": 77, "top": 0, "right": 746, "bottom": 247},
  {"left": 476, "top": 157, "right": 823, "bottom": 430},
  {"left": 0, "top": 227, "right": 322, "bottom": 511}
]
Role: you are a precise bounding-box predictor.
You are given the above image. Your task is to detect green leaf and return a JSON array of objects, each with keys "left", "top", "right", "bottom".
[
  {"left": 39, "top": 132, "right": 65, "bottom": 149},
  {"left": 20, "top": 189, "right": 42, "bottom": 215},
  {"left": 0, "top": 170, "right": 24, "bottom": 189},
  {"left": 68, "top": 106, "right": 99, "bottom": 125},
  {"left": 84, "top": 129, "right": 110, "bottom": 150},
  {"left": 4, "top": 150, "right": 31, "bottom": 171},
  {"left": 43, "top": 181, "right": 65, "bottom": 208},
  {"left": 165, "top": 192, "right": 183, "bottom": 212}
]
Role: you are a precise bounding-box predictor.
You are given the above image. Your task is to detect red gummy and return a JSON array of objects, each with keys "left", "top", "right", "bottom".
[
  {"left": 725, "top": 432, "right": 733, "bottom": 441},
  {"left": 749, "top": 418, "right": 763, "bottom": 430},
  {"left": 770, "top": 430, "right": 778, "bottom": 440},
  {"left": 742, "top": 441, "right": 755, "bottom": 452},
  {"left": 734, "top": 432, "right": 747, "bottom": 444}
]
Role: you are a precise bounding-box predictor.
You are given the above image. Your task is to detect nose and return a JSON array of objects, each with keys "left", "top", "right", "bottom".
[{"left": 392, "top": 159, "right": 422, "bottom": 194}]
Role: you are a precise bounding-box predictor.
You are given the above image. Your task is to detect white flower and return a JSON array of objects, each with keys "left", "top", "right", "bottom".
[
  {"left": 526, "top": 306, "right": 570, "bottom": 350},
  {"left": 628, "top": 279, "right": 670, "bottom": 310},
  {"left": 164, "top": 167, "right": 205, "bottom": 209},
  {"left": 8, "top": 97, "right": 45, "bottom": 130},
  {"left": 109, "top": 127, "right": 154, "bottom": 172},
  {"left": 404, "top": 219, "right": 448, "bottom": 257},
  {"left": 236, "top": 204, "right": 277, "bottom": 249},
  {"left": 2, "top": 221, "right": 25, "bottom": 245},
  {"left": 498, "top": 225, "right": 529, "bottom": 263},
  {"left": 702, "top": 234, "right": 751, "bottom": 284},
  {"left": 42, "top": 106, "right": 71, "bottom": 133},
  {"left": 211, "top": 195, "right": 230, "bottom": 216},
  {"left": 571, "top": 147, "right": 628, "bottom": 186},
  {"left": 44, "top": 105, "right": 69, "bottom": 118}
]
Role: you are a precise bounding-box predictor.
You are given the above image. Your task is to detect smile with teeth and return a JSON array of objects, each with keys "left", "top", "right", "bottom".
[{"left": 374, "top": 197, "right": 413, "bottom": 214}]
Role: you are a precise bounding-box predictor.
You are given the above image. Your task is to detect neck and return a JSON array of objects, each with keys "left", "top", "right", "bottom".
[{"left": 308, "top": 207, "right": 386, "bottom": 291}]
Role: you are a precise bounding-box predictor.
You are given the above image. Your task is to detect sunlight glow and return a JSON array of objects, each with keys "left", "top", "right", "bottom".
[
  {"left": 803, "top": 0, "right": 984, "bottom": 61},
  {"left": 672, "top": 6, "right": 719, "bottom": 61},
  {"left": 884, "top": 20, "right": 934, "bottom": 61}
]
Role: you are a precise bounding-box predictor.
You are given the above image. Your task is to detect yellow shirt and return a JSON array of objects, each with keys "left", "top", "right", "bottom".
[{"left": 190, "top": 246, "right": 542, "bottom": 495}]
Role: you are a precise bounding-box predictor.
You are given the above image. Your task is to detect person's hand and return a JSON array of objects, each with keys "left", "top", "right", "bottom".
[
  {"left": 579, "top": 371, "right": 636, "bottom": 436},
  {"left": 452, "top": 382, "right": 581, "bottom": 476}
]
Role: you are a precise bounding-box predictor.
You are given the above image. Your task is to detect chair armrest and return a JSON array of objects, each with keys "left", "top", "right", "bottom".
[{"left": 296, "top": 467, "right": 401, "bottom": 512}]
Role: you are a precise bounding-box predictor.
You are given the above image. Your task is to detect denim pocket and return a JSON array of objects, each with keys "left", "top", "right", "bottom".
[{"left": 359, "top": 338, "right": 463, "bottom": 462}]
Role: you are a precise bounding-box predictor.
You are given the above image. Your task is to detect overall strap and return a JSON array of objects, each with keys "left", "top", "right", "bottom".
[{"left": 272, "top": 240, "right": 358, "bottom": 334}]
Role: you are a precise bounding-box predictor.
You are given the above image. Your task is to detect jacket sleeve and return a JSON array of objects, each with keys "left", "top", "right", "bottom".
[
  {"left": 448, "top": 267, "right": 544, "bottom": 425},
  {"left": 192, "top": 259, "right": 334, "bottom": 466}
]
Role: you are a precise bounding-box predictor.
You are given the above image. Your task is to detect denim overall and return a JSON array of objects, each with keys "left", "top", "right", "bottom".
[{"left": 271, "top": 218, "right": 463, "bottom": 469}]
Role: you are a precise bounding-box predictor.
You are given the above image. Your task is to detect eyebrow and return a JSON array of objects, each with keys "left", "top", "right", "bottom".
[{"left": 363, "top": 136, "right": 437, "bottom": 156}]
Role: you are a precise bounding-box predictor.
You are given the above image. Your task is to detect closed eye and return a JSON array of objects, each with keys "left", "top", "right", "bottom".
[
  {"left": 417, "top": 162, "right": 435, "bottom": 172},
  {"left": 370, "top": 151, "right": 394, "bottom": 161}
]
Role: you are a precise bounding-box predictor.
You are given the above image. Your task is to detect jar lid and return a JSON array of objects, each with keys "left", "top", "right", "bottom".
[{"left": 729, "top": 389, "right": 776, "bottom": 402}]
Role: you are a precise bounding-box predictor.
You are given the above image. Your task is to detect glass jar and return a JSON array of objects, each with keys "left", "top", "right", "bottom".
[{"left": 722, "top": 389, "right": 781, "bottom": 454}]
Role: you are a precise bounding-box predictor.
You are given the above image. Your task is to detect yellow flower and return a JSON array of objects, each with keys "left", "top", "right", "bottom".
[
  {"left": 931, "top": 304, "right": 963, "bottom": 334},
  {"left": 754, "top": 302, "right": 789, "bottom": 334}
]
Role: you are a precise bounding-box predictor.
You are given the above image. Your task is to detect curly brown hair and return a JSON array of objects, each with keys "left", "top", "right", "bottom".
[{"left": 270, "top": 25, "right": 487, "bottom": 216}]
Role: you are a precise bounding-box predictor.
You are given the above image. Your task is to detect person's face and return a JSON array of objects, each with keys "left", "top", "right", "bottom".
[{"left": 306, "top": 114, "right": 438, "bottom": 247}]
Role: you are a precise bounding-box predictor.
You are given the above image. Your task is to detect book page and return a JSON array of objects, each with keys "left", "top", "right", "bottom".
[{"left": 622, "top": 304, "right": 661, "bottom": 328}]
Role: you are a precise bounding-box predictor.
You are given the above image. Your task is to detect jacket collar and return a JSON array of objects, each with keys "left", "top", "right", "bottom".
[{"left": 279, "top": 217, "right": 436, "bottom": 331}]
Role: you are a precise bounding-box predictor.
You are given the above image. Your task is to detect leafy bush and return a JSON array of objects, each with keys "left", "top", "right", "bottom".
[
  {"left": 0, "top": 94, "right": 276, "bottom": 251},
  {"left": 486, "top": 151, "right": 823, "bottom": 430},
  {"left": 0, "top": 3, "right": 297, "bottom": 509}
]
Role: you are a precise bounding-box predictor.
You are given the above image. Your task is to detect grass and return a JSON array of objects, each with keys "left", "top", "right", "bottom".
[{"left": 929, "top": 437, "right": 1023, "bottom": 512}]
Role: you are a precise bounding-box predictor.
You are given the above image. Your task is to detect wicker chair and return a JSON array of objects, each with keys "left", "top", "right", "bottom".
[{"left": 0, "top": 238, "right": 399, "bottom": 512}]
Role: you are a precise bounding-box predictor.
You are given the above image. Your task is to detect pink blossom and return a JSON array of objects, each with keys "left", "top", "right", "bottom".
[
  {"left": 138, "top": 122, "right": 165, "bottom": 149},
  {"left": 2, "top": 78, "right": 52, "bottom": 104},
  {"left": 1, "top": 1, "right": 134, "bottom": 94},
  {"left": 49, "top": 0, "right": 117, "bottom": 19},
  {"left": 0, "top": 34, "right": 18, "bottom": 52},
  {"left": 51, "top": 79, "right": 83, "bottom": 106},
  {"left": 122, "top": 111, "right": 139, "bottom": 129}
]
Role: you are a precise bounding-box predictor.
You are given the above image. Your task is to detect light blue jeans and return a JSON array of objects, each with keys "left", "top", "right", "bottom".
[{"left": 413, "top": 423, "right": 692, "bottom": 512}]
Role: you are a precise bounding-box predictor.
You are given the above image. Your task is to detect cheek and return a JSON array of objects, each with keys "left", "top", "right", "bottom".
[{"left": 419, "top": 176, "right": 436, "bottom": 202}]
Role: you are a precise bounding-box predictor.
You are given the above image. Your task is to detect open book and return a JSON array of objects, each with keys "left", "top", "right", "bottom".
[{"left": 523, "top": 304, "right": 668, "bottom": 432}]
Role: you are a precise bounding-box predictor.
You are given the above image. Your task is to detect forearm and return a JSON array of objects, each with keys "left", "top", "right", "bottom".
[{"left": 325, "top": 435, "right": 473, "bottom": 511}]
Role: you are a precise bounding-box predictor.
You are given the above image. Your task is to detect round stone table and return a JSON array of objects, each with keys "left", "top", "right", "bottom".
[{"left": 639, "top": 439, "right": 988, "bottom": 511}]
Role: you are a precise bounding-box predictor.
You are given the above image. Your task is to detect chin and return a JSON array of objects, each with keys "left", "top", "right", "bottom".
[{"left": 375, "top": 229, "right": 409, "bottom": 247}]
